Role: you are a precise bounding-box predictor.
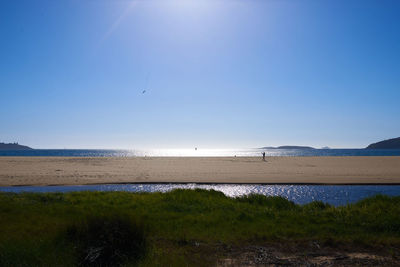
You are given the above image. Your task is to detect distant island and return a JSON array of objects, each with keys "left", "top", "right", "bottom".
[
  {"left": 366, "top": 137, "right": 400, "bottom": 149},
  {"left": 0, "top": 142, "right": 33, "bottom": 150},
  {"left": 261, "top": 146, "right": 315, "bottom": 150}
]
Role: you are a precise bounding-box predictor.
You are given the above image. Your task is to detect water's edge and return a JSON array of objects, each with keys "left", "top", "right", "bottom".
[
  {"left": 3, "top": 182, "right": 400, "bottom": 187},
  {"left": 1, "top": 183, "right": 400, "bottom": 206}
]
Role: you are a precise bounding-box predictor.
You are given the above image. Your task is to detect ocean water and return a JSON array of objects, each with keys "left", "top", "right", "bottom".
[
  {"left": 1, "top": 148, "right": 400, "bottom": 157},
  {"left": 1, "top": 184, "right": 400, "bottom": 206}
]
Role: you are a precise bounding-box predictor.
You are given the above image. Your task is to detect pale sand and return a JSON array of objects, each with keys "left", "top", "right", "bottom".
[{"left": 0, "top": 156, "right": 399, "bottom": 186}]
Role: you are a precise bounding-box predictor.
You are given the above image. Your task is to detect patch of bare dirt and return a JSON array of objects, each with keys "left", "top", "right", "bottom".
[{"left": 216, "top": 242, "right": 400, "bottom": 266}]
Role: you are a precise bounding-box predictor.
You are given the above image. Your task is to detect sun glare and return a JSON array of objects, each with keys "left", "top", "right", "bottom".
[{"left": 163, "top": 0, "right": 218, "bottom": 17}]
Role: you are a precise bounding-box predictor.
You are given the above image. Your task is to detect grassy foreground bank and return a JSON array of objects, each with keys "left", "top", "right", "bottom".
[{"left": 1, "top": 189, "right": 400, "bottom": 266}]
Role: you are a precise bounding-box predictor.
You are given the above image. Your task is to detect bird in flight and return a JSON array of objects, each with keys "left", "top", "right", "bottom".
[{"left": 142, "top": 73, "right": 150, "bottom": 94}]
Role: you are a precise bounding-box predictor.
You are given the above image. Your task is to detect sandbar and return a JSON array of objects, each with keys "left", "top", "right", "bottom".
[{"left": 0, "top": 156, "right": 399, "bottom": 186}]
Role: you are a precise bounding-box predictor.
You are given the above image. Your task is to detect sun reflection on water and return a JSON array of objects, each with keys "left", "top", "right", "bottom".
[{"left": 2, "top": 184, "right": 400, "bottom": 206}]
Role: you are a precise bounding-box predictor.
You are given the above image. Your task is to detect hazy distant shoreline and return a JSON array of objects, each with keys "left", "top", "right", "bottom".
[
  {"left": 0, "top": 137, "right": 400, "bottom": 152},
  {"left": 1, "top": 156, "right": 399, "bottom": 186}
]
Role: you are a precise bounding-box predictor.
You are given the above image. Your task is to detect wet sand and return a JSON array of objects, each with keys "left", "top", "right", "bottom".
[{"left": 0, "top": 156, "right": 399, "bottom": 186}]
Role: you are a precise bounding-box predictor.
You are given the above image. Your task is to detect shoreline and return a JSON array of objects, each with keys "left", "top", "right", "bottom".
[
  {"left": 1, "top": 156, "right": 399, "bottom": 186},
  {"left": 3, "top": 182, "right": 400, "bottom": 187}
]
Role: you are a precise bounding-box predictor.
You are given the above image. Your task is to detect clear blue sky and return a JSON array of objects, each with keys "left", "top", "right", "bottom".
[{"left": 1, "top": 0, "right": 399, "bottom": 149}]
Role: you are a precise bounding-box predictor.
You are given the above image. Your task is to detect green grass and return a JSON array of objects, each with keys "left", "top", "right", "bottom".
[{"left": 0, "top": 189, "right": 400, "bottom": 266}]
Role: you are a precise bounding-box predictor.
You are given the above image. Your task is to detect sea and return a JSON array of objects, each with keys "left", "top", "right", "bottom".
[
  {"left": 1, "top": 148, "right": 400, "bottom": 206},
  {"left": 1, "top": 148, "right": 400, "bottom": 157}
]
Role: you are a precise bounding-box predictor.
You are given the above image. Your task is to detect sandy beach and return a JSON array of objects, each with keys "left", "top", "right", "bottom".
[{"left": 0, "top": 156, "right": 399, "bottom": 186}]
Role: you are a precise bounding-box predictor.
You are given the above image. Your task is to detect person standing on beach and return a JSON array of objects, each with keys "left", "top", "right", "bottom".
[{"left": 262, "top": 152, "right": 266, "bottom": 161}]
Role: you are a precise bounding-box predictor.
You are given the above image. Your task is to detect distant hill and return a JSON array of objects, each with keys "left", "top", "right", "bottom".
[
  {"left": 0, "top": 142, "right": 33, "bottom": 150},
  {"left": 261, "top": 146, "right": 315, "bottom": 150},
  {"left": 366, "top": 137, "right": 400, "bottom": 149}
]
